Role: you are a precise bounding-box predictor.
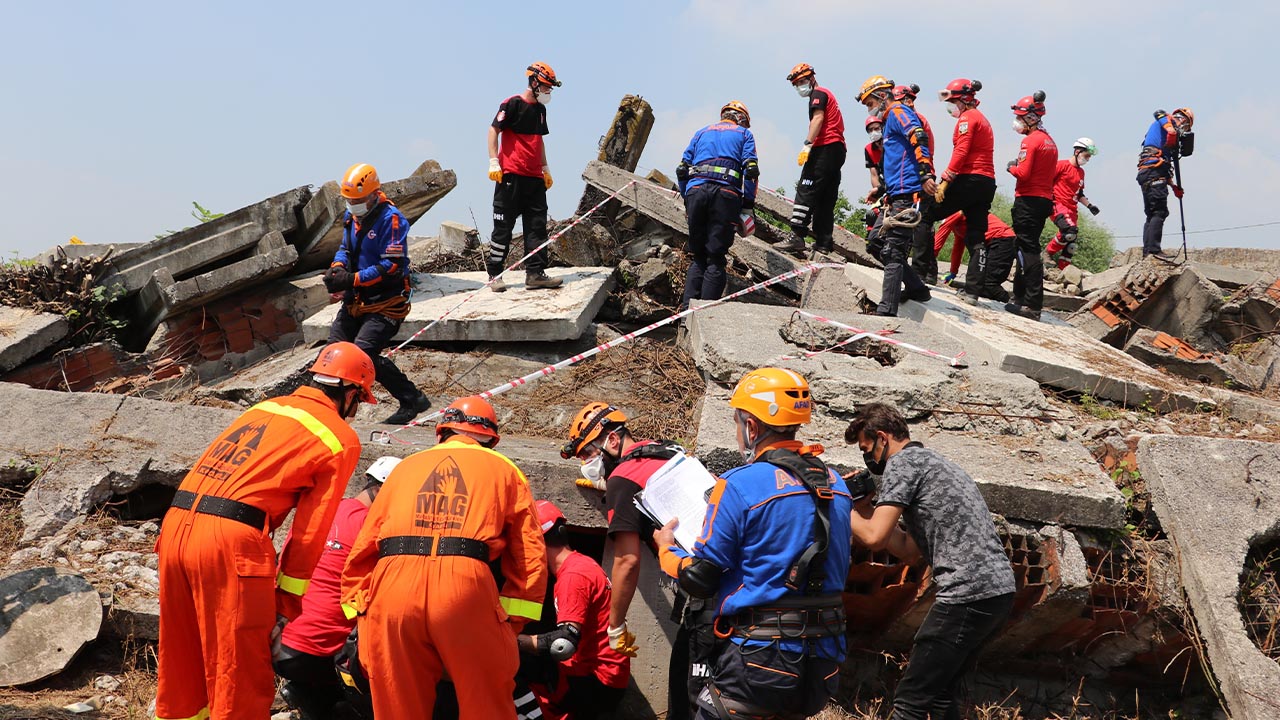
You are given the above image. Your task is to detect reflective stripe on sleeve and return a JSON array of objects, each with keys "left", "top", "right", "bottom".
[
  {"left": 500, "top": 596, "right": 543, "bottom": 620},
  {"left": 277, "top": 572, "right": 310, "bottom": 596},
  {"left": 255, "top": 401, "right": 343, "bottom": 455},
  {"left": 341, "top": 603, "right": 359, "bottom": 620}
]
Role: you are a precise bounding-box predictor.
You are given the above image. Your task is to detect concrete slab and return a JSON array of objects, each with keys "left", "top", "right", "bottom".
[
  {"left": 728, "top": 236, "right": 809, "bottom": 295},
  {"left": 0, "top": 567, "right": 103, "bottom": 686},
  {"left": 1115, "top": 246, "right": 1280, "bottom": 277},
  {"left": 751, "top": 188, "right": 880, "bottom": 268},
  {"left": 800, "top": 264, "right": 866, "bottom": 313},
  {"left": 302, "top": 267, "right": 616, "bottom": 345},
  {"left": 582, "top": 160, "right": 690, "bottom": 236},
  {"left": 685, "top": 302, "right": 1126, "bottom": 528},
  {"left": 1138, "top": 435, "right": 1280, "bottom": 720},
  {"left": 844, "top": 263, "right": 1214, "bottom": 412},
  {"left": 0, "top": 305, "right": 69, "bottom": 373},
  {"left": 1124, "top": 329, "right": 1259, "bottom": 390},
  {"left": 196, "top": 344, "right": 317, "bottom": 405},
  {"left": 1081, "top": 264, "right": 1130, "bottom": 294}
]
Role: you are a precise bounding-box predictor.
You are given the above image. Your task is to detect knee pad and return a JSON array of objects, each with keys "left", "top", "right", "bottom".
[
  {"left": 1063, "top": 240, "right": 1079, "bottom": 259},
  {"left": 1053, "top": 214, "right": 1072, "bottom": 232}
]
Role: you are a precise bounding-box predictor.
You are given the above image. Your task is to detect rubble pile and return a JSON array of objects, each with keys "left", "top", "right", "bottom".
[{"left": 4, "top": 95, "right": 1280, "bottom": 720}]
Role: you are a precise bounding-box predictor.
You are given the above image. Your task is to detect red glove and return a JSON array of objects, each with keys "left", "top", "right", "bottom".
[{"left": 1171, "top": 184, "right": 1184, "bottom": 199}]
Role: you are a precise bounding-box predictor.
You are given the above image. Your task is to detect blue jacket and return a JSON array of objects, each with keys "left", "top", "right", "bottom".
[
  {"left": 670, "top": 441, "right": 852, "bottom": 657},
  {"left": 679, "top": 121, "right": 759, "bottom": 208},
  {"left": 332, "top": 196, "right": 411, "bottom": 303},
  {"left": 881, "top": 102, "right": 934, "bottom": 196},
  {"left": 1138, "top": 113, "right": 1180, "bottom": 173}
]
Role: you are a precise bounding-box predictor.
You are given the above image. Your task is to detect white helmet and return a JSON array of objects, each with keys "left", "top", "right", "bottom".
[
  {"left": 1073, "top": 137, "right": 1098, "bottom": 155},
  {"left": 365, "top": 456, "right": 402, "bottom": 484}
]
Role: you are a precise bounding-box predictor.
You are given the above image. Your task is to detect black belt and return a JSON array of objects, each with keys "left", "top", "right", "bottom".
[
  {"left": 171, "top": 490, "right": 267, "bottom": 529},
  {"left": 377, "top": 535, "right": 489, "bottom": 561},
  {"left": 724, "top": 596, "right": 846, "bottom": 641}
]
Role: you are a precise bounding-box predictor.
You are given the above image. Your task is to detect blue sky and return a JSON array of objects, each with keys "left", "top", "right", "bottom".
[{"left": 4, "top": 1, "right": 1276, "bottom": 259}]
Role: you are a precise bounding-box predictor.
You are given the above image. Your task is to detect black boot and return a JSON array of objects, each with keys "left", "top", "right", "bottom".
[{"left": 382, "top": 391, "right": 432, "bottom": 425}]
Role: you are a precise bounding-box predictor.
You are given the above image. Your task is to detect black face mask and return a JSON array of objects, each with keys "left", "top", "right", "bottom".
[
  {"left": 863, "top": 438, "right": 887, "bottom": 476},
  {"left": 601, "top": 445, "right": 622, "bottom": 478}
]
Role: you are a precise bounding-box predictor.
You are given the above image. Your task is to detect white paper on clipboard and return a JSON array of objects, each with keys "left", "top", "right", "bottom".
[{"left": 635, "top": 453, "right": 718, "bottom": 550}]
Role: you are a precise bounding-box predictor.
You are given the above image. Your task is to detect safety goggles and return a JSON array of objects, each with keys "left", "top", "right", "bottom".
[{"left": 440, "top": 407, "right": 499, "bottom": 433}]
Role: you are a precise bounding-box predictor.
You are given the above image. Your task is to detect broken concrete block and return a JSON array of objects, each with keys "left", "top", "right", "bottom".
[
  {"left": 0, "top": 305, "right": 69, "bottom": 373},
  {"left": 1124, "top": 329, "right": 1258, "bottom": 390},
  {"left": 1216, "top": 277, "right": 1280, "bottom": 345},
  {"left": 576, "top": 94, "right": 655, "bottom": 221},
  {"left": 196, "top": 343, "right": 318, "bottom": 406},
  {"left": 302, "top": 268, "right": 616, "bottom": 345},
  {"left": 751, "top": 189, "right": 880, "bottom": 268},
  {"left": 548, "top": 217, "right": 620, "bottom": 268},
  {"left": 1114, "top": 246, "right": 1280, "bottom": 278},
  {"left": 728, "top": 237, "right": 807, "bottom": 295},
  {"left": 983, "top": 523, "right": 1093, "bottom": 658},
  {"left": 1139, "top": 435, "right": 1280, "bottom": 720},
  {"left": 1082, "top": 264, "right": 1131, "bottom": 295},
  {"left": 844, "top": 263, "right": 1214, "bottom": 412},
  {"left": 0, "top": 568, "right": 103, "bottom": 686},
  {"left": 582, "top": 160, "right": 689, "bottom": 237},
  {"left": 800, "top": 265, "right": 865, "bottom": 313},
  {"left": 438, "top": 221, "right": 479, "bottom": 254}
]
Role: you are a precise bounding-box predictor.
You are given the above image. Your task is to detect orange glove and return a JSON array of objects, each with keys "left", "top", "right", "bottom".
[
  {"left": 543, "top": 166, "right": 553, "bottom": 190},
  {"left": 488, "top": 158, "right": 503, "bottom": 182}
]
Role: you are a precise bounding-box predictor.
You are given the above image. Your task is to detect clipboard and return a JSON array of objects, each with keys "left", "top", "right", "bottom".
[{"left": 632, "top": 452, "right": 718, "bottom": 551}]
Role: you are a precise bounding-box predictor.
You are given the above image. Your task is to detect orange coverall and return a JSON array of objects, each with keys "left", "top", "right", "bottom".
[
  {"left": 154, "top": 386, "right": 361, "bottom": 720},
  {"left": 340, "top": 435, "right": 547, "bottom": 720}
]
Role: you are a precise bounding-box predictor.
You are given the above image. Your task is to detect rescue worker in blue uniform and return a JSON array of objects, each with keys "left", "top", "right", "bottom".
[
  {"left": 324, "top": 163, "right": 432, "bottom": 426},
  {"left": 676, "top": 101, "right": 759, "bottom": 311},
  {"left": 857, "top": 76, "right": 934, "bottom": 317},
  {"left": 1137, "top": 108, "right": 1194, "bottom": 258},
  {"left": 656, "top": 367, "right": 853, "bottom": 720}
]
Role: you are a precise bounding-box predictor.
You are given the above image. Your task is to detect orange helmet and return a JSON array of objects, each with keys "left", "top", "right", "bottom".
[
  {"left": 857, "top": 75, "right": 894, "bottom": 103},
  {"left": 340, "top": 163, "right": 381, "bottom": 200},
  {"left": 786, "top": 63, "right": 815, "bottom": 83},
  {"left": 535, "top": 499, "right": 566, "bottom": 533},
  {"left": 310, "top": 342, "right": 377, "bottom": 403},
  {"left": 729, "top": 367, "right": 812, "bottom": 426},
  {"left": 1173, "top": 107, "right": 1194, "bottom": 128},
  {"left": 437, "top": 396, "right": 500, "bottom": 446},
  {"left": 720, "top": 100, "right": 751, "bottom": 128},
  {"left": 526, "top": 61, "right": 562, "bottom": 89},
  {"left": 562, "top": 402, "right": 628, "bottom": 459}
]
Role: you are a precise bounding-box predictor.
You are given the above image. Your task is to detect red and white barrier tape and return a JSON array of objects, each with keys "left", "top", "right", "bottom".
[{"left": 792, "top": 310, "right": 968, "bottom": 367}]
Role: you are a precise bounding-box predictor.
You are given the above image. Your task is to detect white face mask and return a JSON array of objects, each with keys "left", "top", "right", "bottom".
[
  {"left": 580, "top": 455, "right": 604, "bottom": 483},
  {"left": 1012, "top": 118, "right": 1028, "bottom": 134},
  {"left": 796, "top": 83, "right": 813, "bottom": 98},
  {"left": 867, "top": 130, "right": 883, "bottom": 143},
  {"left": 346, "top": 201, "right": 368, "bottom": 216},
  {"left": 1076, "top": 153, "right": 1091, "bottom": 167},
  {"left": 947, "top": 103, "right": 963, "bottom": 118},
  {"left": 536, "top": 91, "right": 552, "bottom": 105}
]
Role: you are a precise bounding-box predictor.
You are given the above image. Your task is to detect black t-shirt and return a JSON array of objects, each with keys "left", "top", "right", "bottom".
[
  {"left": 603, "top": 442, "right": 669, "bottom": 537},
  {"left": 491, "top": 95, "right": 549, "bottom": 178}
]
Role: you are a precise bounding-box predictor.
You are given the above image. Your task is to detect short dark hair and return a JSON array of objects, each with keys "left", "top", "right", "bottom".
[
  {"left": 310, "top": 380, "right": 351, "bottom": 405},
  {"left": 846, "top": 403, "right": 910, "bottom": 444},
  {"left": 544, "top": 523, "right": 569, "bottom": 548}
]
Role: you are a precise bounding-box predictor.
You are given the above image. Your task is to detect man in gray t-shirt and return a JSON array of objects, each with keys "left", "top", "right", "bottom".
[{"left": 847, "top": 402, "right": 1015, "bottom": 720}]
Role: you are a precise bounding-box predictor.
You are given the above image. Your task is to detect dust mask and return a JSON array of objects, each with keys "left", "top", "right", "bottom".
[
  {"left": 1077, "top": 154, "right": 1091, "bottom": 167},
  {"left": 536, "top": 91, "right": 552, "bottom": 105},
  {"left": 1012, "top": 118, "right": 1028, "bottom": 134},
  {"left": 796, "top": 83, "right": 813, "bottom": 98},
  {"left": 947, "top": 103, "right": 962, "bottom": 118},
  {"left": 580, "top": 456, "right": 604, "bottom": 483},
  {"left": 867, "top": 130, "right": 883, "bottom": 144},
  {"left": 346, "top": 201, "right": 369, "bottom": 217}
]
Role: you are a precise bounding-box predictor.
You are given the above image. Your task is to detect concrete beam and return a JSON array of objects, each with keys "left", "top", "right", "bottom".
[
  {"left": 0, "top": 306, "right": 69, "bottom": 373},
  {"left": 576, "top": 94, "right": 655, "bottom": 221},
  {"left": 582, "top": 160, "right": 689, "bottom": 235},
  {"left": 751, "top": 189, "right": 880, "bottom": 268}
]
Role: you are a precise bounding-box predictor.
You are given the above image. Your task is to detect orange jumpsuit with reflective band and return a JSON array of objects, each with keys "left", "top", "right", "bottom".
[
  {"left": 341, "top": 435, "right": 547, "bottom": 720},
  {"left": 154, "top": 386, "right": 360, "bottom": 720}
]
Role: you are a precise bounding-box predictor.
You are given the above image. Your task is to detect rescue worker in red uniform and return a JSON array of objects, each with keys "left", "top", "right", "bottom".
[
  {"left": 998, "top": 91, "right": 1058, "bottom": 321},
  {"left": 274, "top": 456, "right": 399, "bottom": 720},
  {"left": 863, "top": 115, "right": 885, "bottom": 204},
  {"left": 1045, "top": 138, "right": 1101, "bottom": 270},
  {"left": 325, "top": 162, "right": 433, "bottom": 426},
  {"left": 487, "top": 62, "right": 564, "bottom": 292},
  {"left": 154, "top": 341, "right": 371, "bottom": 720},
  {"left": 520, "top": 500, "right": 632, "bottom": 720},
  {"left": 561, "top": 403, "right": 707, "bottom": 719},
  {"left": 929, "top": 78, "right": 997, "bottom": 304},
  {"left": 778, "top": 63, "right": 846, "bottom": 259},
  {"left": 933, "top": 212, "right": 1015, "bottom": 299},
  {"left": 341, "top": 395, "right": 546, "bottom": 720},
  {"left": 893, "top": 84, "right": 942, "bottom": 285}
]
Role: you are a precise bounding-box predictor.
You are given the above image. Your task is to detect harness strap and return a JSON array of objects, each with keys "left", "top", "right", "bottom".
[{"left": 757, "top": 449, "right": 835, "bottom": 595}]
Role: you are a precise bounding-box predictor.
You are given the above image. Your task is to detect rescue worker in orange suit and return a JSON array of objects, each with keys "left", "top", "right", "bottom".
[
  {"left": 676, "top": 100, "right": 759, "bottom": 311},
  {"left": 1046, "top": 138, "right": 1101, "bottom": 270},
  {"left": 520, "top": 500, "right": 631, "bottom": 720},
  {"left": 655, "top": 367, "right": 853, "bottom": 719},
  {"left": 324, "top": 162, "right": 433, "bottom": 426},
  {"left": 154, "top": 341, "right": 371, "bottom": 720},
  {"left": 273, "top": 456, "right": 398, "bottom": 720},
  {"left": 1138, "top": 108, "right": 1194, "bottom": 258},
  {"left": 778, "top": 63, "right": 846, "bottom": 259},
  {"left": 560, "top": 404, "right": 706, "bottom": 719},
  {"left": 892, "top": 83, "right": 943, "bottom": 285},
  {"left": 997, "top": 91, "right": 1059, "bottom": 322},
  {"left": 929, "top": 78, "right": 997, "bottom": 305},
  {"left": 859, "top": 74, "right": 935, "bottom": 317},
  {"left": 487, "top": 62, "right": 564, "bottom": 292},
  {"left": 933, "top": 212, "right": 1014, "bottom": 300},
  {"left": 341, "top": 395, "right": 547, "bottom": 720}
]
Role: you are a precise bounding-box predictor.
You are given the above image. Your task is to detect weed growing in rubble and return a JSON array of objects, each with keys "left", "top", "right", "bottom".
[
  {"left": 3, "top": 250, "right": 37, "bottom": 269},
  {"left": 1079, "top": 394, "right": 1121, "bottom": 421}
]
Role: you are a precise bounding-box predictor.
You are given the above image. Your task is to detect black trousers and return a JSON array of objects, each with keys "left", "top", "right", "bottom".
[
  {"left": 1138, "top": 167, "right": 1171, "bottom": 255},
  {"left": 327, "top": 304, "right": 418, "bottom": 405},
  {"left": 891, "top": 593, "right": 1014, "bottom": 720},
  {"left": 1002, "top": 196, "right": 1052, "bottom": 311},
  {"left": 490, "top": 173, "right": 549, "bottom": 275},
  {"left": 559, "top": 675, "right": 625, "bottom": 719},
  {"left": 274, "top": 644, "right": 346, "bottom": 720},
  {"left": 927, "top": 174, "right": 996, "bottom": 295},
  {"left": 668, "top": 601, "right": 718, "bottom": 720},
  {"left": 695, "top": 641, "right": 840, "bottom": 720},
  {"left": 877, "top": 194, "right": 930, "bottom": 317},
  {"left": 791, "top": 143, "right": 846, "bottom": 249},
  {"left": 910, "top": 193, "right": 938, "bottom": 283},
  {"left": 682, "top": 183, "right": 741, "bottom": 310}
]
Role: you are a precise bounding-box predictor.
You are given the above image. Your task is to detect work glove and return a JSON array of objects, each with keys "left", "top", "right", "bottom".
[
  {"left": 737, "top": 211, "right": 756, "bottom": 237},
  {"left": 1006, "top": 160, "right": 1017, "bottom": 172},
  {"left": 1087, "top": 204, "right": 1100, "bottom": 216},
  {"left": 543, "top": 166, "right": 553, "bottom": 190},
  {"left": 607, "top": 622, "right": 639, "bottom": 658},
  {"left": 488, "top": 158, "right": 503, "bottom": 183},
  {"left": 934, "top": 180, "right": 949, "bottom": 204},
  {"left": 324, "top": 264, "right": 354, "bottom": 293},
  {"left": 575, "top": 477, "right": 607, "bottom": 491},
  {"left": 943, "top": 271, "right": 957, "bottom": 286},
  {"left": 1170, "top": 184, "right": 1185, "bottom": 199},
  {"left": 797, "top": 143, "right": 811, "bottom": 167}
]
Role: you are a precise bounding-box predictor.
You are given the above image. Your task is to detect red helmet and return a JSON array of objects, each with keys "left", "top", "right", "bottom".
[
  {"left": 310, "top": 342, "right": 376, "bottom": 403},
  {"left": 535, "top": 500, "right": 566, "bottom": 534},
  {"left": 938, "top": 78, "right": 982, "bottom": 102},
  {"left": 1011, "top": 91, "right": 1047, "bottom": 117},
  {"left": 437, "top": 396, "right": 500, "bottom": 446},
  {"left": 864, "top": 115, "right": 883, "bottom": 131},
  {"left": 892, "top": 83, "right": 920, "bottom": 101}
]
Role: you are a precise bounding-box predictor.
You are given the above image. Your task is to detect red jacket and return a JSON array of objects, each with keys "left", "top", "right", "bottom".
[
  {"left": 281, "top": 497, "right": 368, "bottom": 656},
  {"left": 917, "top": 111, "right": 935, "bottom": 155},
  {"left": 1008, "top": 129, "right": 1058, "bottom": 199},
  {"left": 943, "top": 108, "right": 995, "bottom": 181},
  {"left": 1052, "top": 160, "right": 1086, "bottom": 217}
]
